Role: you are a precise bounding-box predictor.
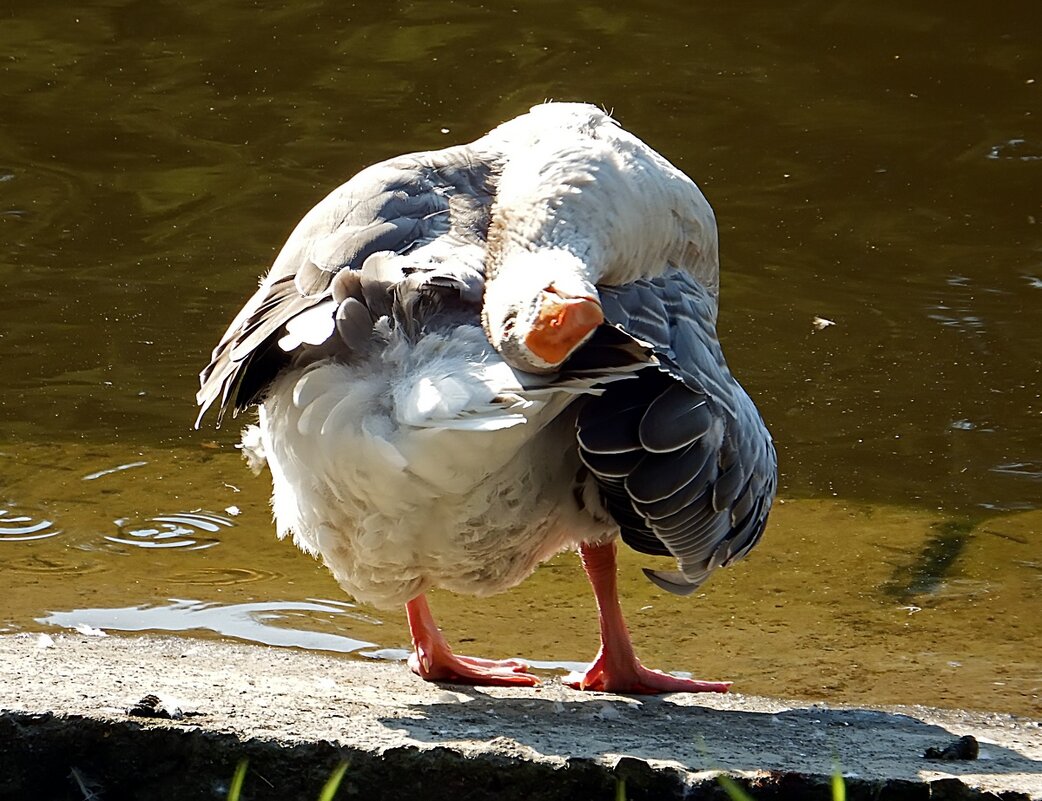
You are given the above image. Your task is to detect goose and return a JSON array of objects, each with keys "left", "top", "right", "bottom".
[{"left": 196, "top": 103, "right": 777, "bottom": 694}]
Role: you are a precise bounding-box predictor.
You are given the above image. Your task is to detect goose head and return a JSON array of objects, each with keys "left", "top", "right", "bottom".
[
  {"left": 482, "top": 248, "right": 603, "bottom": 374},
  {"left": 477, "top": 102, "right": 720, "bottom": 372}
]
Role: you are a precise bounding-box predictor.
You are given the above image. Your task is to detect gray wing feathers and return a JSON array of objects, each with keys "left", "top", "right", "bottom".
[
  {"left": 196, "top": 147, "right": 497, "bottom": 425},
  {"left": 578, "top": 269, "right": 777, "bottom": 594},
  {"left": 638, "top": 385, "right": 714, "bottom": 452}
]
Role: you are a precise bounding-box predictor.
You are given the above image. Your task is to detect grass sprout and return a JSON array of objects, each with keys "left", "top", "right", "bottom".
[
  {"left": 317, "top": 762, "right": 349, "bottom": 801},
  {"left": 226, "top": 758, "right": 347, "bottom": 801},
  {"left": 717, "top": 774, "right": 756, "bottom": 801},
  {"left": 831, "top": 765, "right": 846, "bottom": 801},
  {"left": 227, "top": 759, "right": 248, "bottom": 801},
  {"left": 717, "top": 766, "right": 847, "bottom": 800}
]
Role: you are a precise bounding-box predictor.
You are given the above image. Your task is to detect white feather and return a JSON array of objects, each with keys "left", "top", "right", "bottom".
[
  {"left": 278, "top": 300, "right": 337, "bottom": 351},
  {"left": 252, "top": 321, "right": 611, "bottom": 608}
]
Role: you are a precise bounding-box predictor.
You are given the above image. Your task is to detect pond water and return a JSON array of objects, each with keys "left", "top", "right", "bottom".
[{"left": 2, "top": 1, "right": 1040, "bottom": 717}]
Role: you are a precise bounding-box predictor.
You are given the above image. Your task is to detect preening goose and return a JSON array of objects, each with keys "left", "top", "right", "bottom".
[{"left": 197, "top": 103, "right": 777, "bottom": 694}]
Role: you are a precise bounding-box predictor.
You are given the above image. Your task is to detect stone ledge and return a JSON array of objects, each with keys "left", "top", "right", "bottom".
[{"left": 1, "top": 634, "right": 1039, "bottom": 800}]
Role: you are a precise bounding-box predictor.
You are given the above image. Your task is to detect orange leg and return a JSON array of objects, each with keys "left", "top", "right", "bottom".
[
  {"left": 405, "top": 594, "right": 538, "bottom": 687},
  {"left": 565, "top": 541, "right": 731, "bottom": 694}
]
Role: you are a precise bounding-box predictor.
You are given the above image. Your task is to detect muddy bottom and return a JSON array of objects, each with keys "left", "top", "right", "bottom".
[{"left": 1, "top": 633, "right": 1040, "bottom": 801}]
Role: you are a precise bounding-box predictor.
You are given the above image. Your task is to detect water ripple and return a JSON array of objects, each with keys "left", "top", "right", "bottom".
[
  {"left": 7, "top": 553, "right": 106, "bottom": 577},
  {"left": 990, "top": 462, "right": 1042, "bottom": 480},
  {"left": 104, "top": 511, "right": 232, "bottom": 550},
  {"left": 82, "top": 460, "right": 148, "bottom": 481},
  {"left": 168, "top": 566, "right": 280, "bottom": 587},
  {"left": 0, "top": 507, "right": 61, "bottom": 542},
  {"left": 986, "top": 138, "right": 1042, "bottom": 162}
]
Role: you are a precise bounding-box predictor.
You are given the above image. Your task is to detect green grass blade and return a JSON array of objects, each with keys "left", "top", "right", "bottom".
[
  {"left": 716, "top": 774, "right": 756, "bottom": 801},
  {"left": 831, "top": 768, "right": 846, "bottom": 801},
  {"left": 227, "top": 759, "right": 248, "bottom": 801},
  {"left": 317, "top": 761, "right": 349, "bottom": 801},
  {"left": 615, "top": 776, "right": 626, "bottom": 801}
]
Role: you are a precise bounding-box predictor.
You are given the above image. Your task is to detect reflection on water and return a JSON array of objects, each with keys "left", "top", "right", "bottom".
[
  {"left": 991, "top": 462, "right": 1042, "bottom": 480},
  {"left": 105, "top": 511, "right": 232, "bottom": 550},
  {"left": 986, "top": 139, "right": 1042, "bottom": 162},
  {"left": 41, "top": 598, "right": 377, "bottom": 653},
  {"left": 83, "top": 461, "right": 149, "bottom": 482},
  {"left": 0, "top": 507, "right": 60, "bottom": 542},
  {"left": 879, "top": 521, "right": 973, "bottom": 602},
  {"left": 2, "top": 0, "right": 1041, "bottom": 716}
]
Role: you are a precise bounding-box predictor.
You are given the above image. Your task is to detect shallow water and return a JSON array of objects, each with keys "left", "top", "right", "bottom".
[{"left": 2, "top": 1, "right": 1040, "bottom": 716}]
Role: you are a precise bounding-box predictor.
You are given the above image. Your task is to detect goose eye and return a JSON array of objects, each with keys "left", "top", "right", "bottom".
[{"left": 501, "top": 310, "right": 516, "bottom": 336}]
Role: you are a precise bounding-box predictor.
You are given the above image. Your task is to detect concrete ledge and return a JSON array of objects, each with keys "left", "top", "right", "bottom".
[{"left": 1, "top": 634, "right": 1039, "bottom": 800}]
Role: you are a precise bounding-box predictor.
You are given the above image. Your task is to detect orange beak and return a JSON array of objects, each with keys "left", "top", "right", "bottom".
[{"left": 524, "top": 293, "right": 603, "bottom": 367}]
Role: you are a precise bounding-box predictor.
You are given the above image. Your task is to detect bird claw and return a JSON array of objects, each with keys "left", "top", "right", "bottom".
[
  {"left": 564, "top": 658, "right": 731, "bottom": 695},
  {"left": 409, "top": 649, "right": 538, "bottom": 687},
  {"left": 405, "top": 595, "right": 540, "bottom": 687}
]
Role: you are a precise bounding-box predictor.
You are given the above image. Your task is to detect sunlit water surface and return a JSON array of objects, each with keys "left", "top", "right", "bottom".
[{"left": 2, "top": 1, "right": 1040, "bottom": 716}]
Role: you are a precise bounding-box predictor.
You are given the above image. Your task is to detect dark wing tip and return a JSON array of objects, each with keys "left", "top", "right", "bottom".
[
  {"left": 641, "top": 568, "right": 704, "bottom": 596},
  {"left": 579, "top": 270, "right": 778, "bottom": 592}
]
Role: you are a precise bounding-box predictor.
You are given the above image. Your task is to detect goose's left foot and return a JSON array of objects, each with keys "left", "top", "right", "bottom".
[
  {"left": 564, "top": 651, "right": 730, "bottom": 694},
  {"left": 568, "top": 540, "right": 731, "bottom": 695},
  {"left": 406, "top": 595, "right": 538, "bottom": 687}
]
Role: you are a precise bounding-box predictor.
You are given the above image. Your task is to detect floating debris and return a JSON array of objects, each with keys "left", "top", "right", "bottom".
[{"left": 812, "top": 316, "right": 835, "bottom": 331}]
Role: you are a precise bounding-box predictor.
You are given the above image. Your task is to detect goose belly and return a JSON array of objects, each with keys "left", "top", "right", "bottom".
[{"left": 253, "top": 340, "right": 609, "bottom": 608}]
